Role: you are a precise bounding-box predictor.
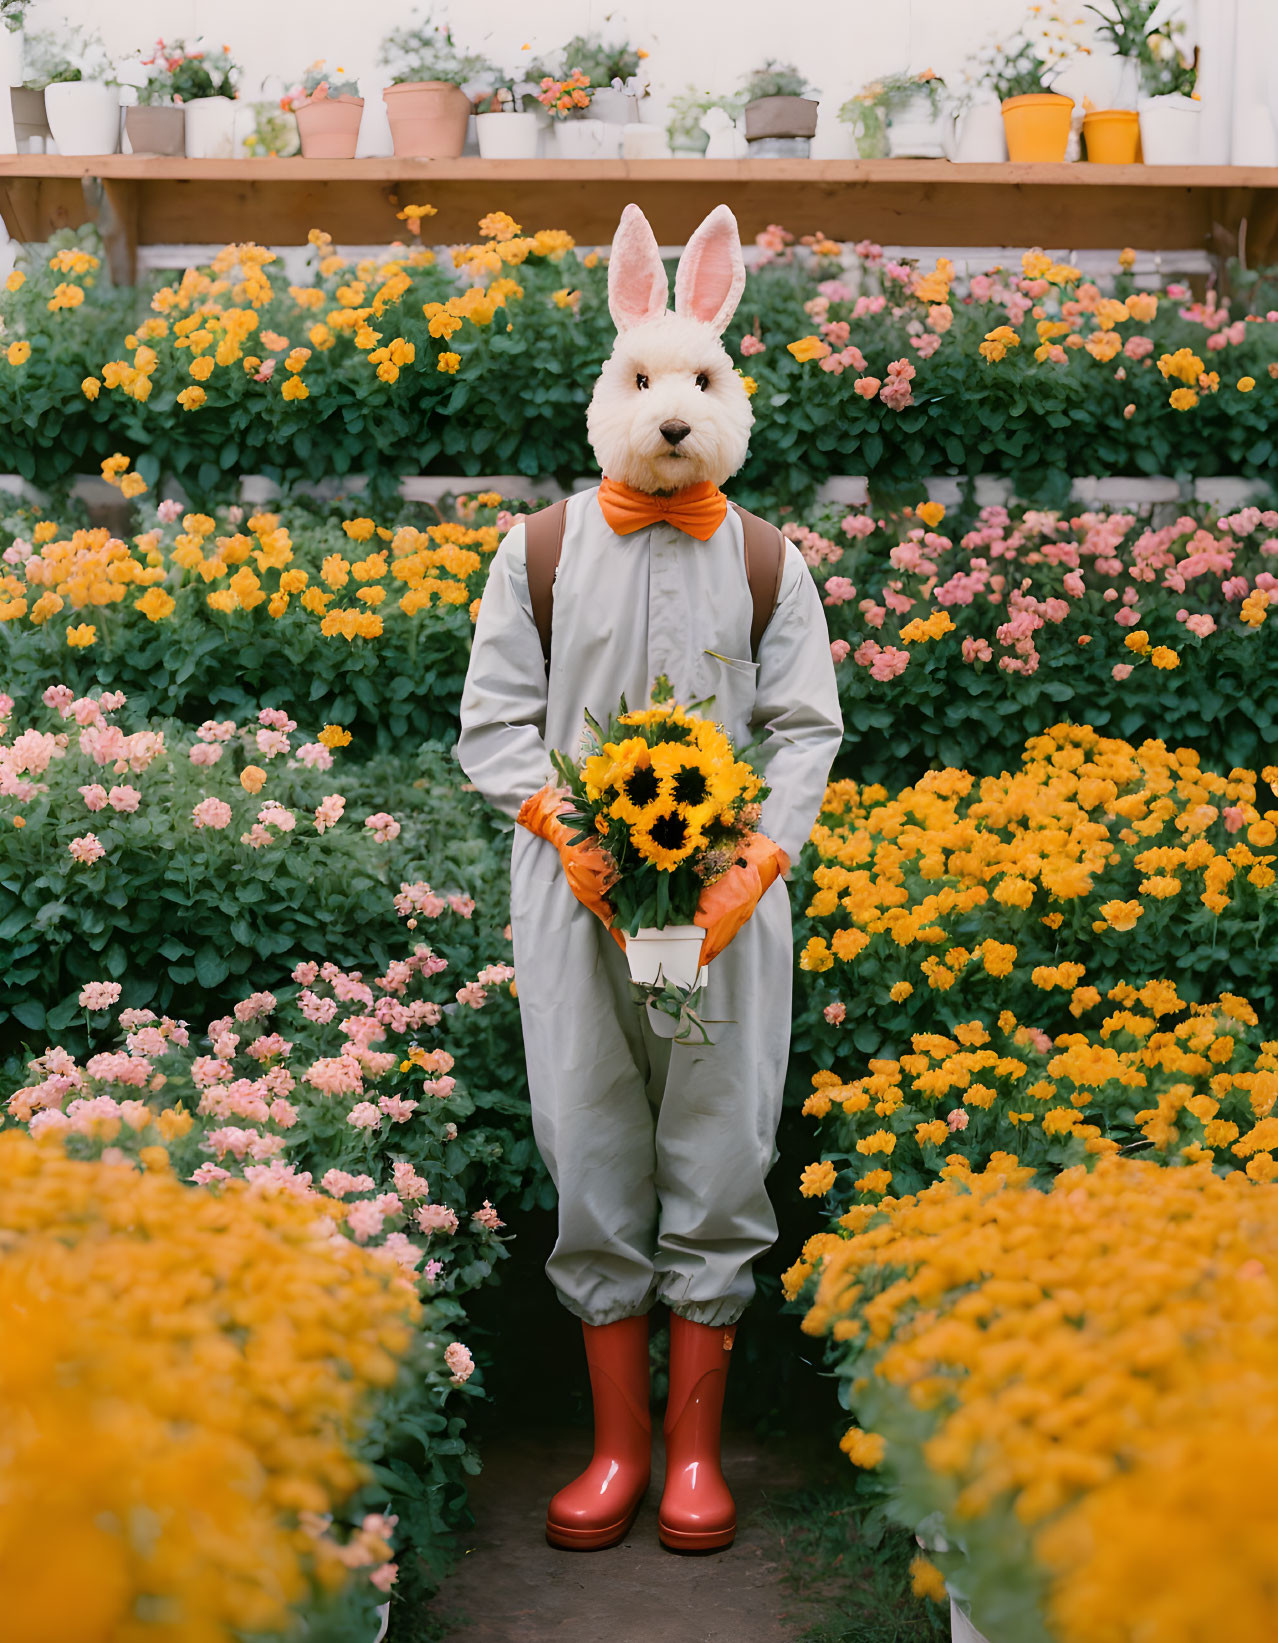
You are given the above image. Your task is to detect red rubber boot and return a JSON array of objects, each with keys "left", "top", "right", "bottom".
[
  {"left": 658, "top": 1315, "right": 737, "bottom": 1552},
  {"left": 545, "top": 1315, "right": 651, "bottom": 1550}
]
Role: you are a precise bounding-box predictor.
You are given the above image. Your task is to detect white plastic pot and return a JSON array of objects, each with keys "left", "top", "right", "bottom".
[
  {"left": 625, "top": 925, "right": 707, "bottom": 992},
  {"left": 589, "top": 88, "right": 639, "bottom": 124},
  {"left": 886, "top": 91, "right": 949, "bottom": 158},
  {"left": 1138, "top": 94, "right": 1200, "bottom": 164},
  {"left": 954, "top": 101, "right": 1008, "bottom": 163},
  {"left": 183, "top": 95, "right": 240, "bottom": 158},
  {"left": 621, "top": 121, "right": 668, "bottom": 158},
  {"left": 553, "top": 117, "right": 614, "bottom": 157},
  {"left": 475, "top": 110, "right": 538, "bottom": 158},
  {"left": 43, "top": 81, "right": 119, "bottom": 155}
]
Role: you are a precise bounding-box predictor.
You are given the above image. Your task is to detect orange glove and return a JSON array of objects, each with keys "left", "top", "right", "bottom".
[
  {"left": 694, "top": 833, "right": 790, "bottom": 965},
  {"left": 516, "top": 784, "right": 627, "bottom": 949}
]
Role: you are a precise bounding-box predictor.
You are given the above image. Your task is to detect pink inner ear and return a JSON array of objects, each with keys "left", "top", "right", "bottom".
[
  {"left": 608, "top": 203, "right": 669, "bottom": 331},
  {"left": 675, "top": 205, "right": 745, "bottom": 333}
]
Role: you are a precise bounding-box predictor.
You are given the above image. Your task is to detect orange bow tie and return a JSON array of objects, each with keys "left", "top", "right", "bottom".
[{"left": 597, "top": 477, "right": 729, "bottom": 542}]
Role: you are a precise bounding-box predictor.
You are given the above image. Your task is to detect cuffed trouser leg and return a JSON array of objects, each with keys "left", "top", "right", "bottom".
[{"left": 511, "top": 847, "right": 791, "bottom": 1329}]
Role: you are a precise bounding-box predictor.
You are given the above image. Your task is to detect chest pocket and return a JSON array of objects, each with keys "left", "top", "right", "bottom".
[{"left": 703, "top": 648, "right": 759, "bottom": 742}]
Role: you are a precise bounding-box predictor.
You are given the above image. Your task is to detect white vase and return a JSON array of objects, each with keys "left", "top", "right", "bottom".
[
  {"left": 43, "top": 81, "right": 119, "bottom": 155},
  {"left": 475, "top": 110, "right": 538, "bottom": 158},
  {"left": 183, "top": 95, "right": 239, "bottom": 158},
  {"left": 625, "top": 925, "right": 707, "bottom": 992},
  {"left": 553, "top": 117, "right": 612, "bottom": 158},
  {"left": 1138, "top": 94, "right": 1200, "bottom": 164},
  {"left": 886, "top": 92, "right": 949, "bottom": 158},
  {"left": 954, "top": 101, "right": 1008, "bottom": 163}
]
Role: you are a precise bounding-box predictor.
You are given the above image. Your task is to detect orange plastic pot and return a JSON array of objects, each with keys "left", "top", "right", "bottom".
[
  {"left": 382, "top": 80, "right": 470, "bottom": 158},
  {"left": 1001, "top": 93, "right": 1074, "bottom": 162},
  {"left": 1083, "top": 108, "right": 1141, "bottom": 164}
]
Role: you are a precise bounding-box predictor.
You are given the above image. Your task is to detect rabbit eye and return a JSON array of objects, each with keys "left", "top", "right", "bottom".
[
  {"left": 636, "top": 373, "right": 649, "bottom": 390},
  {"left": 695, "top": 372, "right": 710, "bottom": 391}
]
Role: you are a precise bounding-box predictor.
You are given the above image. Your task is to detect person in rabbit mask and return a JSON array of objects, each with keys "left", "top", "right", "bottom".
[{"left": 457, "top": 203, "right": 842, "bottom": 1553}]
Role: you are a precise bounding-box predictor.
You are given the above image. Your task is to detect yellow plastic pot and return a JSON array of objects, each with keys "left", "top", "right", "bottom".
[
  {"left": 1001, "top": 93, "right": 1074, "bottom": 162},
  {"left": 1083, "top": 108, "right": 1141, "bottom": 164}
]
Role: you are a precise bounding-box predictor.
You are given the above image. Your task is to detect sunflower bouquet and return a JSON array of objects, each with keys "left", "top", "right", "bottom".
[{"left": 542, "top": 681, "right": 772, "bottom": 1039}]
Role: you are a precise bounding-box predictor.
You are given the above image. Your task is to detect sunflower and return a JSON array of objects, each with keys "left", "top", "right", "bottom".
[
  {"left": 583, "top": 736, "right": 646, "bottom": 800},
  {"left": 649, "top": 742, "right": 737, "bottom": 831},
  {"left": 609, "top": 743, "right": 666, "bottom": 826},
  {"left": 631, "top": 806, "right": 705, "bottom": 871}
]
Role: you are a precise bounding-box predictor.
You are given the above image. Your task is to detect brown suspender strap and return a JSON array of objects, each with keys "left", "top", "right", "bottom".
[
  {"left": 730, "top": 502, "right": 785, "bottom": 658},
  {"left": 523, "top": 497, "right": 568, "bottom": 666},
  {"left": 523, "top": 496, "right": 783, "bottom": 666}
]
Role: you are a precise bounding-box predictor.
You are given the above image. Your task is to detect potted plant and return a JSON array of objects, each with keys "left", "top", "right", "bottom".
[
  {"left": 537, "top": 70, "right": 612, "bottom": 158},
  {"left": 23, "top": 27, "right": 118, "bottom": 155},
  {"left": 242, "top": 99, "right": 301, "bottom": 158},
  {"left": 152, "top": 41, "right": 242, "bottom": 158},
  {"left": 379, "top": 13, "right": 495, "bottom": 160},
  {"left": 1137, "top": 7, "right": 1198, "bottom": 164},
  {"left": 4, "top": 2, "right": 46, "bottom": 150},
  {"left": 666, "top": 87, "right": 744, "bottom": 156},
  {"left": 120, "top": 39, "right": 189, "bottom": 156},
  {"left": 284, "top": 61, "right": 363, "bottom": 158},
  {"left": 558, "top": 32, "right": 647, "bottom": 124},
  {"left": 740, "top": 62, "right": 818, "bottom": 155},
  {"left": 840, "top": 69, "right": 949, "bottom": 158},
  {"left": 473, "top": 82, "right": 539, "bottom": 160},
  {"left": 976, "top": 7, "right": 1089, "bottom": 162},
  {"left": 1078, "top": 0, "right": 1157, "bottom": 162}
]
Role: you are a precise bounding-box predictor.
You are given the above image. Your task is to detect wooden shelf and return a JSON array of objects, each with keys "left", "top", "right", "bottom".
[{"left": 1, "top": 156, "right": 1276, "bottom": 283}]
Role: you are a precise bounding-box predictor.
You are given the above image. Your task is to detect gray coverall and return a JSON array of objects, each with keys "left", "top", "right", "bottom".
[{"left": 457, "top": 487, "right": 843, "bottom": 1326}]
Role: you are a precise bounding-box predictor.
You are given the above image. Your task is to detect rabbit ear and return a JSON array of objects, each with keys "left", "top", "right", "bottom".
[
  {"left": 607, "top": 203, "right": 669, "bottom": 331},
  {"left": 674, "top": 204, "right": 745, "bottom": 334}
]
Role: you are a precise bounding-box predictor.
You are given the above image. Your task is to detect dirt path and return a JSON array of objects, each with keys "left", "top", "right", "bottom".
[{"left": 422, "top": 1426, "right": 817, "bottom": 1643}]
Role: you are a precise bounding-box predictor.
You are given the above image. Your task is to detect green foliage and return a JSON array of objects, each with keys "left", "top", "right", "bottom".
[
  {"left": 0, "top": 906, "right": 532, "bottom": 1614},
  {"left": 378, "top": 14, "right": 497, "bottom": 88},
  {"left": 0, "top": 699, "right": 411, "bottom": 1056},
  {"left": 558, "top": 32, "right": 644, "bottom": 88},
  {"left": 743, "top": 60, "right": 813, "bottom": 100},
  {"left": 7, "top": 228, "right": 1278, "bottom": 510},
  {"left": 795, "top": 499, "right": 1278, "bottom": 784}
]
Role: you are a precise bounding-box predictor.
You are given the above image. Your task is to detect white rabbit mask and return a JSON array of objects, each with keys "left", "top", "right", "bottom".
[{"left": 586, "top": 203, "right": 754, "bottom": 495}]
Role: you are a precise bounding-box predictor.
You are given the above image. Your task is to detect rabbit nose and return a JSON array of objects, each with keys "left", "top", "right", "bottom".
[{"left": 660, "top": 419, "right": 691, "bottom": 446}]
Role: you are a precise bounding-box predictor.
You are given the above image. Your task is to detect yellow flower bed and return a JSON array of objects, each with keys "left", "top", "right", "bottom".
[
  {"left": 797, "top": 723, "right": 1278, "bottom": 1035},
  {"left": 0, "top": 1131, "right": 415, "bottom": 1641},
  {"left": 801, "top": 1155, "right": 1278, "bottom": 1642},
  {"left": 789, "top": 988, "right": 1278, "bottom": 1219},
  {"left": 0, "top": 470, "right": 496, "bottom": 642}
]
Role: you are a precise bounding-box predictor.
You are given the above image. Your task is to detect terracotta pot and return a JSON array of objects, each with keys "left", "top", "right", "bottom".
[
  {"left": 1083, "top": 108, "right": 1140, "bottom": 164},
  {"left": 125, "top": 103, "right": 185, "bottom": 156},
  {"left": 382, "top": 80, "right": 470, "bottom": 159},
  {"left": 743, "top": 95, "right": 819, "bottom": 141},
  {"left": 1000, "top": 92, "right": 1074, "bottom": 162},
  {"left": 294, "top": 90, "right": 364, "bottom": 158}
]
